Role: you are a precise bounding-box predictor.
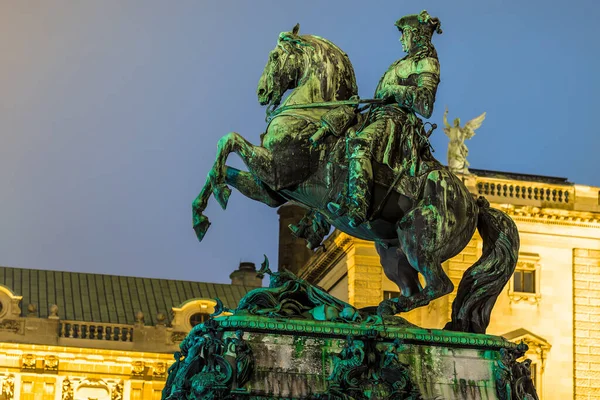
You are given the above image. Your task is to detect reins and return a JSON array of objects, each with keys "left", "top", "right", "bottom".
[{"left": 266, "top": 98, "right": 387, "bottom": 121}]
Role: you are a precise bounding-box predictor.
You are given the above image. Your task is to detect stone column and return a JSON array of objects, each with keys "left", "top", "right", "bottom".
[{"left": 277, "top": 204, "right": 314, "bottom": 274}]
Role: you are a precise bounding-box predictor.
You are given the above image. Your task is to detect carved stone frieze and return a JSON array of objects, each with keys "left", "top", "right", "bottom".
[
  {"left": 0, "top": 319, "right": 22, "bottom": 334},
  {"left": 21, "top": 354, "right": 36, "bottom": 370},
  {"left": 319, "top": 337, "right": 422, "bottom": 400},
  {"left": 45, "top": 355, "right": 59, "bottom": 371},
  {"left": 171, "top": 331, "right": 187, "bottom": 343},
  {"left": 154, "top": 362, "right": 167, "bottom": 377},
  {"left": 132, "top": 361, "right": 145, "bottom": 376}
]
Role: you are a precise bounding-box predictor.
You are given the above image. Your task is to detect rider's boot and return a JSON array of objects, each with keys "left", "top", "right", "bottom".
[
  {"left": 327, "top": 136, "right": 372, "bottom": 228},
  {"left": 346, "top": 153, "right": 372, "bottom": 228}
]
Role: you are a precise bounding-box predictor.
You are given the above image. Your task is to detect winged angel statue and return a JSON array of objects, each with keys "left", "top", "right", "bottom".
[{"left": 443, "top": 108, "right": 486, "bottom": 174}]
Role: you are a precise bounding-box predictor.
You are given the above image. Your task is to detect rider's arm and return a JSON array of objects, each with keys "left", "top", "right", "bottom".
[
  {"left": 382, "top": 57, "right": 440, "bottom": 119},
  {"left": 387, "top": 71, "right": 439, "bottom": 119}
]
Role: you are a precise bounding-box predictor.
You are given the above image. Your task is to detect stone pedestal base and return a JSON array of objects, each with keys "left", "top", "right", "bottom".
[{"left": 163, "top": 315, "right": 538, "bottom": 400}]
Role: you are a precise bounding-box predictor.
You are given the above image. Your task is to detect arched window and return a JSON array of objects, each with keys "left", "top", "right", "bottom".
[{"left": 189, "top": 312, "right": 209, "bottom": 327}]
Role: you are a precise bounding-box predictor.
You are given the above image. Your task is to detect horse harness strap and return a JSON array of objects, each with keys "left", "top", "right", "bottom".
[{"left": 267, "top": 98, "right": 386, "bottom": 121}]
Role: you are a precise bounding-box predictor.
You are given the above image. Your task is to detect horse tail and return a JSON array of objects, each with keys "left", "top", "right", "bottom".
[{"left": 445, "top": 196, "right": 520, "bottom": 334}]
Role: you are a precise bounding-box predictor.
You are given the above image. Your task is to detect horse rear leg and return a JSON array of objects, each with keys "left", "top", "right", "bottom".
[
  {"left": 375, "top": 242, "right": 422, "bottom": 298},
  {"left": 385, "top": 246, "right": 453, "bottom": 314},
  {"left": 378, "top": 171, "right": 455, "bottom": 316}
]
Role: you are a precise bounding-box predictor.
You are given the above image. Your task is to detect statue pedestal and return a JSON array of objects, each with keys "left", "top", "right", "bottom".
[{"left": 165, "top": 315, "right": 537, "bottom": 400}]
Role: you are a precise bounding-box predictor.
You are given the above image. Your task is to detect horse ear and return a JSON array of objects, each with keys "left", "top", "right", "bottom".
[{"left": 292, "top": 23, "right": 300, "bottom": 36}]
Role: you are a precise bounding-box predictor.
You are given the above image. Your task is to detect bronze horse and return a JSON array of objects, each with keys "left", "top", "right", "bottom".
[{"left": 192, "top": 25, "right": 519, "bottom": 334}]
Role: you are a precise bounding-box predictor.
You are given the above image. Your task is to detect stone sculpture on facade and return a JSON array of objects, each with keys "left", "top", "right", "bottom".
[
  {"left": 111, "top": 380, "right": 124, "bottom": 400},
  {"left": 61, "top": 378, "right": 74, "bottom": 400},
  {"left": 168, "top": 9, "right": 539, "bottom": 400},
  {"left": 1, "top": 375, "right": 15, "bottom": 400},
  {"left": 443, "top": 107, "right": 486, "bottom": 175}
]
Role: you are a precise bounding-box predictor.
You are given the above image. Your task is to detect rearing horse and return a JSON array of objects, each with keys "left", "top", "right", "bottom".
[{"left": 192, "top": 25, "right": 519, "bottom": 334}]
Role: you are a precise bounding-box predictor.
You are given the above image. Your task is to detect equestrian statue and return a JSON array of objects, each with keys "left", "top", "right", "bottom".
[{"left": 191, "top": 10, "right": 520, "bottom": 334}]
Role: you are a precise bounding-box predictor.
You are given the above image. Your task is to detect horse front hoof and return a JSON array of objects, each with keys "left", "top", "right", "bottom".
[
  {"left": 377, "top": 300, "right": 397, "bottom": 318},
  {"left": 193, "top": 213, "right": 211, "bottom": 242},
  {"left": 213, "top": 185, "right": 232, "bottom": 210},
  {"left": 377, "top": 297, "right": 410, "bottom": 317}
]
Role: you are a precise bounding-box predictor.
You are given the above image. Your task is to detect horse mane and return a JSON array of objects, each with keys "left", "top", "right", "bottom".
[{"left": 278, "top": 33, "right": 358, "bottom": 101}]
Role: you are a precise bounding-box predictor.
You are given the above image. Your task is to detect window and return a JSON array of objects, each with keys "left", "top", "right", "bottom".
[
  {"left": 514, "top": 270, "right": 535, "bottom": 293},
  {"left": 508, "top": 253, "right": 541, "bottom": 304},
  {"left": 189, "top": 312, "right": 209, "bottom": 327},
  {"left": 383, "top": 291, "right": 400, "bottom": 300}
]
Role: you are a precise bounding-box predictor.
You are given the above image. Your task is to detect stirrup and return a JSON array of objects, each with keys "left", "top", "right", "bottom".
[
  {"left": 288, "top": 223, "right": 303, "bottom": 238},
  {"left": 348, "top": 213, "right": 366, "bottom": 229},
  {"left": 327, "top": 202, "right": 347, "bottom": 217}
]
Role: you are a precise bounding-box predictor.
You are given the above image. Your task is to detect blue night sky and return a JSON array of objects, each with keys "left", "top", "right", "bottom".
[{"left": 1, "top": 1, "right": 599, "bottom": 284}]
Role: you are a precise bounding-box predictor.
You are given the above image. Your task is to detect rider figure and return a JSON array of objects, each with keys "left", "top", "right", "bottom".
[{"left": 327, "top": 11, "right": 442, "bottom": 228}]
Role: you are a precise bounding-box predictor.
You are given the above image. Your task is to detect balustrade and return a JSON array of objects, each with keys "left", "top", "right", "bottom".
[
  {"left": 59, "top": 321, "right": 133, "bottom": 342},
  {"left": 475, "top": 179, "right": 572, "bottom": 205}
]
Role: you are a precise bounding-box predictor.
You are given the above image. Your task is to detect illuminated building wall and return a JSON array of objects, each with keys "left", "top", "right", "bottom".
[
  {"left": 290, "top": 169, "right": 600, "bottom": 400},
  {"left": 0, "top": 263, "right": 261, "bottom": 399}
]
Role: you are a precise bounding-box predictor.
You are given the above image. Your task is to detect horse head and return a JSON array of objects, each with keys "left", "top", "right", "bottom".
[{"left": 257, "top": 24, "right": 357, "bottom": 110}]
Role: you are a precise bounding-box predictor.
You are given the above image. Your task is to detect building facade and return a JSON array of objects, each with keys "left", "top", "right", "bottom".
[
  {"left": 282, "top": 169, "right": 600, "bottom": 400},
  {"left": 0, "top": 263, "right": 261, "bottom": 400}
]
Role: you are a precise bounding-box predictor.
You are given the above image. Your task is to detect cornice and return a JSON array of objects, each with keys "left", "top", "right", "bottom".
[
  {"left": 217, "top": 315, "right": 518, "bottom": 351},
  {"left": 495, "top": 204, "right": 600, "bottom": 229},
  {"left": 298, "top": 232, "right": 354, "bottom": 283}
]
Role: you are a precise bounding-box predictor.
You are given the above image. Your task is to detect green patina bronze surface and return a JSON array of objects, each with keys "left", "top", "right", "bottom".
[{"left": 191, "top": 10, "right": 520, "bottom": 335}]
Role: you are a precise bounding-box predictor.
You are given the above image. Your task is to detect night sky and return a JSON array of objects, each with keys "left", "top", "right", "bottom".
[{"left": 1, "top": 1, "right": 599, "bottom": 284}]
